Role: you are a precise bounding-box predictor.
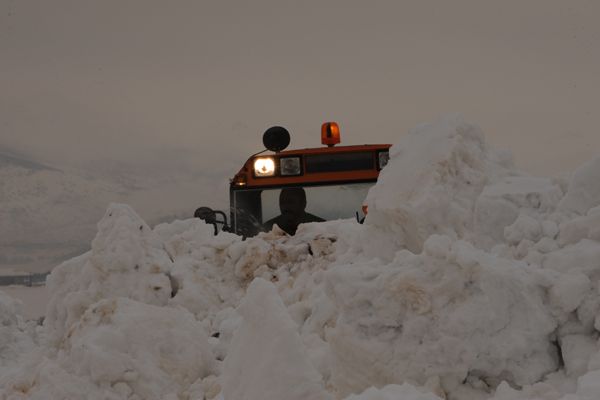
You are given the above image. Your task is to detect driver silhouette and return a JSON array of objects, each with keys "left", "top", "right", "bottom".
[{"left": 263, "top": 187, "right": 324, "bottom": 235}]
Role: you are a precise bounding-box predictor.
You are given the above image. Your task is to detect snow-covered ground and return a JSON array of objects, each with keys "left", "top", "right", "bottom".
[{"left": 2, "top": 115, "right": 600, "bottom": 400}]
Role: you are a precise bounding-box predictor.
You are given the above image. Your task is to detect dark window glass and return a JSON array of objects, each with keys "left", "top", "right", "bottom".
[
  {"left": 305, "top": 152, "right": 374, "bottom": 173},
  {"left": 232, "top": 190, "right": 263, "bottom": 237}
]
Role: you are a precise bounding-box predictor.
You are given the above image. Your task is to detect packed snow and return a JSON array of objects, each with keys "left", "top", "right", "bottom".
[{"left": 2, "top": 115, "right": 600, "bottom": 400}]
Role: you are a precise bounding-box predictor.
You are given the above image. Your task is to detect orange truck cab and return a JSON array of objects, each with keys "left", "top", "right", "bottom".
[{"left": 196, "top": 123, "right": 390, "bottom": 237}]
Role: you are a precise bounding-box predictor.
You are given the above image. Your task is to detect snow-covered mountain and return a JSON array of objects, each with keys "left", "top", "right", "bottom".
[
  {"left": 0, "top": 149, "right": 228, "bottom": 274},
  {"left": 0, "top": 151, "right": 114, "bottom": 273}
]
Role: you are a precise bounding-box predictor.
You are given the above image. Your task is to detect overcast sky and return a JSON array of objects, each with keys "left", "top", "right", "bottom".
[{"left": 2, "top": 0, "right": 599, "bottom": 177}]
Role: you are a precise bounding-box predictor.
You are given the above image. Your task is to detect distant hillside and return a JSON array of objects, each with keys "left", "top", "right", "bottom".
[
  {"left": 0, "top": 148, "right": 59, "bottom": 171},
  {"left": 0, "top": 155, "right": 123, "bottom": 273},
  {"left": 0, "top": 150, "right": 228, "bottom": 274}
]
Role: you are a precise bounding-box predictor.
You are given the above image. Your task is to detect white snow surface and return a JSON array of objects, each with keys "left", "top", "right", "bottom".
[{"left": 2, "top": 115, "right": 600, "bottom": 399}]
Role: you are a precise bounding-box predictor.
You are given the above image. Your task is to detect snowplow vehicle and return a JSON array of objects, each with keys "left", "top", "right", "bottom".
[{"left": 196, "top": 123, "right": 391, "bottom": 237}]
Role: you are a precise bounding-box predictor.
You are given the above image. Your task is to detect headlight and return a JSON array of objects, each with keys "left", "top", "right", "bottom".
[
  {"left": 378, "top": 151, "right": 389, "bottom": 170},
  {"left": 280, "top": 157, "right": 301, "bottom": 176},
  {"left": 254, "top": 157, "right": 275, "bottom": 177}
]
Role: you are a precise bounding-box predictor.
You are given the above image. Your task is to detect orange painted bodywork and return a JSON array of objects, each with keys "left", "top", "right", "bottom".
[{"left": 230, "top": 144, "right": 392, "bottom": 189}]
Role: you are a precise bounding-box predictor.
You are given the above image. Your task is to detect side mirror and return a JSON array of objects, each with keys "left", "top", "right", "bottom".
[
  {"left": 263, "top": 126, "right": 290, "bottom": 152},
  {"left": 194, "top": 207, "right": 216, "bottom": 224},
  {"left": 194, "top": 207, "right": 230, "bottom": 235}
]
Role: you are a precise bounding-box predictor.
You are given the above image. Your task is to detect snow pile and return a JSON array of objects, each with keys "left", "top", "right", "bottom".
[
  {"left": 558, "top": 157, "right": 600, "bottom": 215},
  {"left": 364, "top": 114, "right": 514, "bottom": 254},
  {"left": 62, "top": 298, "right": 215, "bottom": 399},
  {"left": 222, "top": 278, "right": 331, "bottom": 400},
  {"left": 345, "top": 384, "right": 444, "bottom": 400},
  {"left": 0, "top": 297, "right": 217, "bottom": 400},
  {"left": 323, "top": 236, "right": 557, "bottom": 397},
  {"left": 0, "top": 291, "right": 38, "bottom": 376},
  {"left": 43, "top": 204, "right": 174, "bottom": 347},
  {"left": 3, "top": 116, "right": 600, "bottom": 400},
  {"left": 1, "top": 206, "right": 216, "bottom": 400}
]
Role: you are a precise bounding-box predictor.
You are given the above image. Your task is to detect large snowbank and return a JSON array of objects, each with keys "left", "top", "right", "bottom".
[
  {"left": 323, "top": 236, "right": 557, "bottom": 397},
  {"left": 2, "top": 115, "right": 600, "bottom": 400}
]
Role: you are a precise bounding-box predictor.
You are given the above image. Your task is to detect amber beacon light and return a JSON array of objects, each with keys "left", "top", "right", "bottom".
[{"left": 321, "top": 122, "right": 341, "bottom": 147}]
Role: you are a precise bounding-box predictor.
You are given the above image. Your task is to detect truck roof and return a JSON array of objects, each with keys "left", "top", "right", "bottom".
[{"left": 230, "top": 143, "right": 391, "bottom": 190}]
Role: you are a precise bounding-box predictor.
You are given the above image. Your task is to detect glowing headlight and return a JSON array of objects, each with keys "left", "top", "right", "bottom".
[
  {"left": 254, "top": 157, "right": 275, "bottom": 177},
  {"left": 280, "top": 157, "right": 301, "bottom": 176},
  {"left": 378, "top": 151, "right": 389, "bottom": 170}
]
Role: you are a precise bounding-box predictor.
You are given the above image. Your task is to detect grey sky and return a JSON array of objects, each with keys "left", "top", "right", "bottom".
[{"left": 2, "top": 0, "right": 599, "bottom": 177}]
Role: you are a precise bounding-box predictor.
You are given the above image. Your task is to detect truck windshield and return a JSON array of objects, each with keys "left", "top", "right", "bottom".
[
  {"left": 261, "top": 183, "right": 372, "bottom": 222},
  {"left": 231, "top": 182, "right": 373, "bottom": 236}
]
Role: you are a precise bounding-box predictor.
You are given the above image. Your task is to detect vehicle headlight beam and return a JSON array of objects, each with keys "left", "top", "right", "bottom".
[{"left": 254, "top": 157, "right": 276, "bottom": 177}]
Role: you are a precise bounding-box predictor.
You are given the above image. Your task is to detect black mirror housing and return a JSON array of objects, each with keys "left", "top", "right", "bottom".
[
  {"left": 263, "top": 126, "right": 290, "bottom": 152},
  {"left": 194, "top": 207, "right": 217, "bottom": 224}
]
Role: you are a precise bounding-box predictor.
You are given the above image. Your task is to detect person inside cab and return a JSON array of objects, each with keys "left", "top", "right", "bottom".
[{"left": 263, "top": 187, "right": 324, "bottom": 235}]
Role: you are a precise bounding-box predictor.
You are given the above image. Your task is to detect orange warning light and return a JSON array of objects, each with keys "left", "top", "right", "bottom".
[{"left": 321, "top": 122, "right": 341, "bottom": 147}]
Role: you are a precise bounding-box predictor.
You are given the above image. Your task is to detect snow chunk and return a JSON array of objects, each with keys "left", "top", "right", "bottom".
[
  {"left": 156, "top": 218, "right": 243, "bottom": 320},
  {"left": 222, "top": 278, "right": 331, "bottom": 400},
  {"left": 559, "top": 156, "right": 600, "bottom": 215},
  {"left": 504, "top": 214, "right": 542, "bottom": 246},
  {"left": 574, "top": 369, "right": 600, "bottom": 400},
  {"left": 480, "top": 176, "right": 563, "bottom": 211},
  {"left": 1, "top": 356, "right": 100, "bottom": 400},
  {"left": 344, "top": 383, "right": 443, "bottom": 400},
  {"left": 543, "top": 240, "right": 600, "bottom": 275},
  {"left": 154, "top": 217, "right": 239, "bottom": 261},
  {"left": 489, "top": 380, "right": 564, "bottom": 400},
  {"left": 64, "top": 297, "right": 215, "bottom": 399},
  {"left": 558, "top": 212, "right": 600, "bottom": 246},
  {"left": 229, "top": 233, "right": 310, "bottom": 282},
  {"left": 549, "top": 273, "right": 591, "bottom": 313},
  {"left": 560, "top": 335, "right": 597, "bottom": 378},
  {"left": 474, "top": 177, "right": 563, "bottom": 249},
  {"left": 423, "top": 234, "right": 453, "bottom": 259}
]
